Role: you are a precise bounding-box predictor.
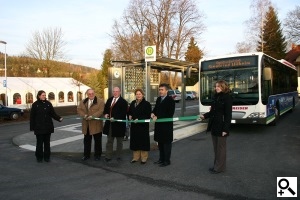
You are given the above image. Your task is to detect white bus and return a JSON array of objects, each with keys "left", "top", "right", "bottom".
[{"left": 199, "top": 52, "right": 298, "bottom": 125}]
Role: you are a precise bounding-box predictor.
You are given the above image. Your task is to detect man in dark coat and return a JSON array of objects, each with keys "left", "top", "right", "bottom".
[
  {"left": 103, "top": 86, "right": 128, "bottom": 161},
  {"left": 151, "top": 83, "right": 175, "bottom": 167},
  {"left": 30, "top": 90, "right": 63, "bottom": 162}
]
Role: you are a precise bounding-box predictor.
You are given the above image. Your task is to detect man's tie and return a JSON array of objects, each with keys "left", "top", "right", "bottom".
[
  {"left": 110, "top": 98, "right": 117, "bottom": 117},
  {"left": 88, "top": 99, "right": 93, "bottom": 109},
  {"left": 111, "top": 98, "right": 117, "bottom": 107}
]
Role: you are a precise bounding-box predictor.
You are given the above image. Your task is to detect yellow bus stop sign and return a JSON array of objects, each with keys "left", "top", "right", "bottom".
[{"left": 145, "top": 46, "right": 156, "bottom": 62}]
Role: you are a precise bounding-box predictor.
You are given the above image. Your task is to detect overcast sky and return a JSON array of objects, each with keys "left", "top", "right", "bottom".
[{"left": 0, "top": 0, "right": 298, "bottom": 69}]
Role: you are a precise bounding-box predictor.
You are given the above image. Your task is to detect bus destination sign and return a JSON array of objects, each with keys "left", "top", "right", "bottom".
[{"left": 201, "top": 56, "right": 258, "bottom": 71}]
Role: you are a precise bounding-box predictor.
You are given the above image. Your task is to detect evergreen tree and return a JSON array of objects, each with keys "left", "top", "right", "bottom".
[
  {"left": 185, "top": 37, "right": 203, "bottom": 63},
  {"left": 98, "top": 49, "right": 113, "bottom": 97},
  {"left": 257, "top": 6, "right": 287, "bottom": 59},
  {"left": 86, "top": 72, "right": 102, "bottom": 98},
  {"left": 184, "top": 37, "right": 203, "bottom": 86}
]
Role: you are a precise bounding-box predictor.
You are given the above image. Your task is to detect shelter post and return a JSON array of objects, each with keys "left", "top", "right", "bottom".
[
  {"left": 181, "top": 68, "right": 186, "bottom": 116},
  {"left": 145, "top": 62, "right": 151, "bottom": 101}
]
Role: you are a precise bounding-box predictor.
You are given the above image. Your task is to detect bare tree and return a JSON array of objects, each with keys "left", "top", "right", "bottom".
[
  {"left": 25, "top": 27, "right": 67, "bottom": 76},
  {"left": 284, "top": 6, "right": 300, "bottom": 44},
  {"left": 244, "top": 0, "right": 272, "bottom": 51},
  {"left": 235, "top": 41, "right": 255, "bottom": 53},
  {"left": 110, "top": 0, "right": 205, "bottom": 89},
  {"left": 25, "top": 27, "right": 66, "bottom": 61},
  {"left": 111, "top": 0, "right": 205, "bottom": 61}
]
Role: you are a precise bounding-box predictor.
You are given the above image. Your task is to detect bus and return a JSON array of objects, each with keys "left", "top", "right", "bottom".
[{"left": 199, "top": 52, "right": 298, "bottom": 125}]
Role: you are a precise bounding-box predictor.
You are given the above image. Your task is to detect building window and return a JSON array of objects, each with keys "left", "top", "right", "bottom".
[
  {"left": 68, "top": 91, "right": 73, "bottom": 102},
  {"left": 48, "top": 92, "right": 55, "bottom": 101},
  {"left": 59, "top": 91, "right": 64, "bottom": 102},
  {"left": 13, "top": 93, "right": 22, "bottom": 104},
  {"left": 26, "top": 92, "right": 33, "bottom": 103}
]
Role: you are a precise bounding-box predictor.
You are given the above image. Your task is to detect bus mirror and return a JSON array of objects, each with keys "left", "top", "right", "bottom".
[{"left": 263, "top": 67, "right": 272, "bottom": 81}]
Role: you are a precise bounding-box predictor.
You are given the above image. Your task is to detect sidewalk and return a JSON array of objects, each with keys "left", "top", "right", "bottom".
[{"left": 13, "top": 105, "right": 207, "bottom": 154}]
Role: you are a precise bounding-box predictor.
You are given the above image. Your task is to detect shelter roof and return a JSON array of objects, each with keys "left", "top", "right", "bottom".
[{"left": 112, "top": 57, "right": 198, "bottom": 73}]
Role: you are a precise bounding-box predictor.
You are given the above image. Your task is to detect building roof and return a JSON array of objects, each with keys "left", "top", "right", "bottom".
[
  {"left": 285, "top": 44, "right": 300, "bottom": 65},
  {"left": 0, "top": 77, "right": 87, "bottom": 92}
]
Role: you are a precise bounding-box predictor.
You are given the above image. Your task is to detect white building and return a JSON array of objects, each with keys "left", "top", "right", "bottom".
[{"left": 0, "top": 77, "right": 90, "bottom": 108}]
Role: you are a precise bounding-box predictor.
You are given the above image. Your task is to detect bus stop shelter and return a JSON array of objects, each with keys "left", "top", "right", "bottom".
[{"left": 110, "top": 57, "right": 198, "bottom": 116}]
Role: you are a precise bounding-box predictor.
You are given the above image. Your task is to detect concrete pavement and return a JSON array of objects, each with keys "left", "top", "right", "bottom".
[{"left": 13, "top": 105, "right": 207, "bottom": 154}]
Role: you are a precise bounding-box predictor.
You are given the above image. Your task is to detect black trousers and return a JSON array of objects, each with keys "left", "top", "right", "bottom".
[
  {"left": 211, "top": 135, "right": 227, "bottom": 172},
  {"left": 158, "top": 142, "right": 172, "bottom": 164},
  {"left": 84, "top": 129, "right": 102, "bottom": 157},
  {"left": 35, "top": 134, "right": 51, "bottom": 160}
]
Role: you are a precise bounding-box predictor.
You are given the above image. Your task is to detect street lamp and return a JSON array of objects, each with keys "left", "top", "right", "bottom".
[{"left": 0, "top": 40, "right": 7, "bottom": 106}]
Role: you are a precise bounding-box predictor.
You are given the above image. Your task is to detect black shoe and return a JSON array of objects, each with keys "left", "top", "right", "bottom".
[
  {"left": 209, "top": 167, "right": 214, "bottom": 172},
  {"left": 210, "top": 169, "right": 221, "bottom": 174},
  {"left": 154, "top": 160, "right": 163, "bottom": 164},
  {"left": 141, "top": 161, "right": 146, "bottom": 164},
  {"left": 37, "top": 159, "right": 43, "bottom": 163},
  {"left": 105, "top": 158, "right": 112, "bottom": 162},
  {"left": 44, "top": 158, "right": 50, "bottom": 162},
  {"left": 159, "top": 162, "right": 170, "bottom": 167},
  {"left": 117, "top": 157, "right": 122, "bottom": 161},
  {"left": 94, "top": 156, "right": 101, "bottom": 161},
  {"left": 81, "top": 156, "right": 90, "bottom": 161},
  {"left": 130, "top": 160, "right": 137, "bottom": 163}
]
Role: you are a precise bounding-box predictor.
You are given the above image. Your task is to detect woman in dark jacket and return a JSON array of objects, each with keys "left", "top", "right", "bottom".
[
  {"left": 200, "top": 80, "right": 232, "bottom": 174},
  {"left": 30, "top": 90, "right": 63, "bottom": 162},
  {"left": 128, "top": 89, "right": 152, "bottom": 164}
]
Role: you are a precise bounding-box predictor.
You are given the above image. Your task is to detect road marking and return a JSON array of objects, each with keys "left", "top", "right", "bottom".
[
  {"left": 20, "top": 135, "right": 84, "bottom": 151},
  {"left": 50, "top": 135, "right": 83, "bottom": 146},
  {"left": 19, "top": 144, "right": 36, "bottom": 151}
]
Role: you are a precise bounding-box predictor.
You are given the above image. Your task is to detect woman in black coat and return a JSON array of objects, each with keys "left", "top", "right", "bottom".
[
  {"left": 128, "top": 89, "right": 152, "bottom": 164},
  {"left": 30, "top": 90, "right": 63, "bottom": 162},
  {"left": 200, "top": 80, "right": 232, "bottom": 174}
]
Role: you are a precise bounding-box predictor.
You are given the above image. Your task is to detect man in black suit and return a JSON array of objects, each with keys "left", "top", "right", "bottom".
[
  {"left": 151, "top": 83, "right": 175, "bottom": 167},
  {"left": 103, "top": 86, "right": 128, "bottom": 162}
]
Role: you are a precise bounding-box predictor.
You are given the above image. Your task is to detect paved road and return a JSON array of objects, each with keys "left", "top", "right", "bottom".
[{"left": 0, "top": 102, "right": 299, "bottom": 200}]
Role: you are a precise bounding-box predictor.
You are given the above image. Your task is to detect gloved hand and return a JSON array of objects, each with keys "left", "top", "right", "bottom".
[{"left": 86, "top": 116, "right": 93, "bottom": 120}]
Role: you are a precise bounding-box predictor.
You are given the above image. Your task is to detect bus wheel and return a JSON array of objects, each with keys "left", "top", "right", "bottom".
[{"left": 270, "top": 107, "right": 279, "bottom": 126}]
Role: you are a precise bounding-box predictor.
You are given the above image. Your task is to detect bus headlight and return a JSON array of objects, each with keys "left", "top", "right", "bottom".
[{"left": 247, "top": 112, "right": 265, "bottom": 118}]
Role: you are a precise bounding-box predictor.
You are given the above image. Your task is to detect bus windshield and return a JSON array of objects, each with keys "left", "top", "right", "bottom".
[{"left": 200, "top": 67, "right": 259, "bottom": 105}]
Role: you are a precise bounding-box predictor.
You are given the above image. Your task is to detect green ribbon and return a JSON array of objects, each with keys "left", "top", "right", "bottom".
[{"left": 91, "top": 115, "right": 201, "bottom": 123}]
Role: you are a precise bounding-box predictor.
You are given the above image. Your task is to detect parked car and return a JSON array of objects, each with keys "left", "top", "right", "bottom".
[
  {"left": 185, "top": 91, "right": 195, "bottom": 100},
  {"left": 0, "top": 104, "right": 24, "bottom": 120},
  {"left": 185, "top": 91, "right": 199, "bottom": 100},
  {"left": 168, "top": 89, "right": 182, "bottom": 103}
]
